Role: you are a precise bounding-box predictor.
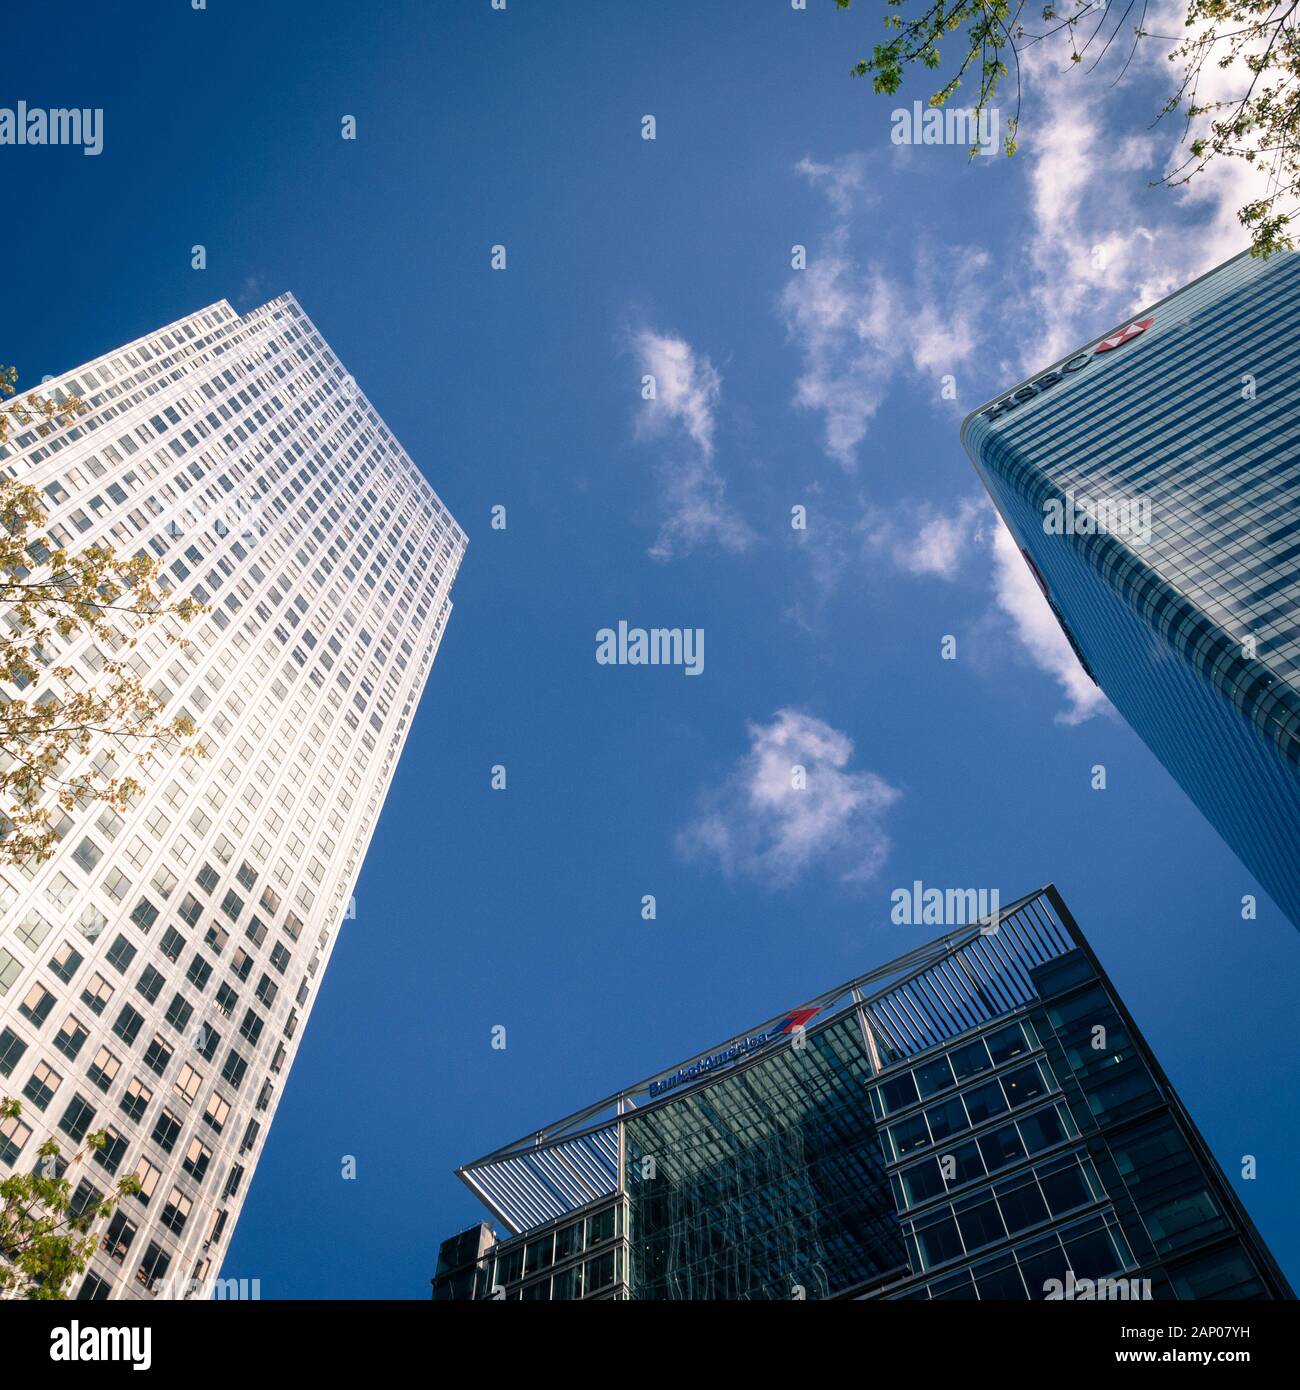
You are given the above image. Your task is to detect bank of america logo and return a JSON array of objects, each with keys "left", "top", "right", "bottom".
[
  {"left": 1094, "top": 317, "right": 1154, "bottom": 353},
  {"left": 647, "top": 1006, "right": 821, "bottom": 1097}
]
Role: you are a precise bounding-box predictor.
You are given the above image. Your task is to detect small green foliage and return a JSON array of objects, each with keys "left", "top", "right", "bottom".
[
  {"left": 0, "top": 368, "right": 207, "bottom": 866},
  {"left": 1, "top": 1096, "right": 141, "bottom": 1298},
  {"left": 834, "top": 0, "right": 1299, "bottom": 257}
]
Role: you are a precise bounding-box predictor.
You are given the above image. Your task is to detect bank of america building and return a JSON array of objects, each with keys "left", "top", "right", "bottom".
[
  {"left": 435, "top": 887, "right": 1288, "bottom": 1301},
  {"left": 0, "top": 297, "right": 465, "bottom": 1297},
  {"left": 963, "top": 250, "right": 1300, "bottom": 930}
]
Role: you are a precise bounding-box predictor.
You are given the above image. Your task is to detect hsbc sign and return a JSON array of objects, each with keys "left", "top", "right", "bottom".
[{"left": 982, "top": 317, "right": 1154, "bottom": 423}]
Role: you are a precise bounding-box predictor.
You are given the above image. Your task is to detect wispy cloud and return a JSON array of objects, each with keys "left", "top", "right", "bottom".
[
  {"left": 677, "top": 709, "right": 900, "bottom": 889},
  {"left": 862, "top": 496, "right": 991, "bottom": 581},
  {"left": 795, "top": 152, "right": 875, "bottom": 217},
  {"left": 632, "top": 328, "right": 756, "bottom": 561},
  {"left": 989, "top": 521, "right": 1112, "bottom": 725},
  {"left": 780, "top": 223, "right": 985, "bottom": 471}
]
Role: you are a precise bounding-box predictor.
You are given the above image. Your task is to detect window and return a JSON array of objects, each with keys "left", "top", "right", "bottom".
[
  {"left": 963, "top": 1079, "right": 1009, "bottom": 1126},
  {"left": 136, "top": 964, "right": 166, "bottom": 1004},
  {"left": 0, "top": 1111, "right": 32, "bottom": 1165},
  {"left": 986, "top": 1023, "right": 1030, "bottom": 1065},
  {"left": 136, "top": 1241, "right": 171, "bottom": 1292},
  {"left": 77, "top": 1271, "right": 112, "bottom": 1301},
  {"left": 915, "top": 1055, "right": 957, "bottom": 1100},
  {"left": 59, "top": 1093, "right": 97, "bottom": 1143},
  {"left": 178, "top": 893, "right": 203, "bottom": 927},
  {"left": 173, "top": 1063, "right": 202, "bottom": 1105},
  {"left": 103, "top": 868, "right": 132, "bottom": 903},
  {"left": 87, "top": 1046, "right": 121, "bottom": 1092},
  {"left": 132, "top": 1157, "right": 162, "bottom": 1205},
  {"left": 978, "top": 1124, "right": 1026, "bottom": 1173},
  {"left": 80, "top": 973, "right": 113, "bottom": 1015},
  {"left": 239, "top": 1009, "right": 263, "bottom": 1045},
  {"left": 72, "top": 836, "right": 103, "bottom": 872},
  {"left": 69, "top": 1177, "right": 104, "bottom": 1221},
  {"left": 0, "top": 947, "right": 23, "bottom": 996},
  {"left": 221, "top": 1049, "right": 248, "bottom": 1090},
  {"left": 120, "top": 1077, "right": 153, "bottom": 1123},
  {"left": 194, "top": 1022, "right": 219, "bottom": 1062},
  {"left": 160, "top": 1186, "right": 192, "bottom": 1235},
  {"left": 269, "top": 942, "right": 291, "bottom": 974},
  {"left": 130, "top": 898, "right": 159, "bottom": 932},
  {"left": 159, "top": 926, "right": 185, "bottom": 962},
  {"left": 54, "top": 1015, "right": 90, "bottom": 1060},
  {"left": 948, "top": 1038, "right": 993, "bottom": 1082},
  {"left": 182, "top": 1136, "right": 212, "bottom": 1181},
  {"left": 151, "top": 1108, "right": 182, "bottom": 1153},
  {"left": 0, "top": 1027, "right": 28, "bottom": 1077},
  {"left": 23, "top": 1060, "right": 61, "bottom": 1110},
  {"left": 143, "top": 1033, "right": 174, "bottom": 1075},
  {"left": 255, "top": 974, "right": 278, "bottom": 1007},
  {"left": 48, "top": 942, "right": 83, "bottom": 984},
  {"left": 106, "top": 934, "right": 137, "bottom": 974},
  {"left": 103, "top": 1210, "right": 138, "bottom": 1263},
  {"left": 214, "top": 983, "right": 238, "bottom": 1017},
  {"left": 164, "top": 993, "right": 194, "bottom": 1032},
  {"left": 199, "top": 1084, "right": 233, "bottom": 1138},
  {"left": 113, "top": 1005, "right": 145, "bottom": 1046},
  {"left": 19, "top": 983, "right": 56, "bottom": 1027},
  {"left": 93, "top": 1127, "right": 128, "bottom": 1175},
  {"left": 186, "top": 955, "right": 213, "bottom": 990},
  {"left": 1001, "top": 1063, "right": 1047, "bottom": 1109},
  {"left": 230, "top": 948, "right": 252, "bottom": 981}
]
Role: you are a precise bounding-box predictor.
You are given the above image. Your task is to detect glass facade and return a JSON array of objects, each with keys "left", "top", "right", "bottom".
[
  {"left": 436, "top": 888, "right": 1291, "bottom": 1301},
  {"left": 962, "top": 250, "right": 1300, "bottom": 930},
  {"left": 624, "top": 1011, "right": 905, "bottom": 1300}
]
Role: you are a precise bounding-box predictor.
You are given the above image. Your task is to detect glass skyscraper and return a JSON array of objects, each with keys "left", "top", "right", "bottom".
[
  {"left": 433, "top": 887, "right": 1289, "bottom": 1300},
  {"left": 0, "top": 296, "right": 465, "bottom": 1298},
  {"left": 962, "top": 251, "right": 1300, "bottom": 930}
]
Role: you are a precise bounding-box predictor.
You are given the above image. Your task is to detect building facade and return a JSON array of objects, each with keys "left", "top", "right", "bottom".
[
  {"left": 0, "top": 295, "right": 465, "bottom": 1298},
  {"left": 962, "top": 251, "right": 1300, "bottom": 930},
  {"left": 434, "top": 887, "right": 1289, "bottom": 1301}
]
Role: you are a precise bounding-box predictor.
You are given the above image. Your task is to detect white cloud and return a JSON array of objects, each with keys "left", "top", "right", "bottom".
[
  {"left": 1000, "top": 13, "right": 1281, "bottom": 373},
  {"left": 635, "top": 330, "right": 720, "bottom": 458},
  {"left": 632, "top": 329, "right": 756, "bottom": 561},
  {"left": 677, "top": 709, "right": 901, "bottom": 889},
  {"left": 862, "top": 496, "right": 990, "bottom": 581},
  {"left": 780, "top": 226, "right": 986, "bottom": 470},
  {"left": 796, "top": 152, "right": 875, "bottom": 217},
  {"left": 989, "top": 520, "right": 1112, "bottom": 725}
]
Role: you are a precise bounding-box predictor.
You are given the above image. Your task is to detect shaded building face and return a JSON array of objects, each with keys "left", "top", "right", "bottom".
[
  {"left": 437, "top": 889, "right": 1290, "bottom": 1301},
  {"left": 962, "top": 252, "right": 1300, "bottom": 930}
]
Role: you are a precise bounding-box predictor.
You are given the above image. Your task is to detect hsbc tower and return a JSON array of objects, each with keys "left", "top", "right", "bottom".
[{"left": 962, "top": 250, "right": 1300, "bottom": 931}]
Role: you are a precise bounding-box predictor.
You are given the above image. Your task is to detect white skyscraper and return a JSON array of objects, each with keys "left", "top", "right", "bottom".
[{"left": 0, "top": 295, "right": 466, "bottom": 1298}]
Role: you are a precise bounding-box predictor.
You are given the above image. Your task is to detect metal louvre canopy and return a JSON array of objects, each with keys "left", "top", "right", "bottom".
[
  {"left": 862, "top": 891, "right": 1072, "bottom": 1061},
  {"left": 457, "top": 885, "right": 1078, "bottom": 1236}
]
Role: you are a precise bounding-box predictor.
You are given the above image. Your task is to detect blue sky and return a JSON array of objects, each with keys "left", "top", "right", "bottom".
[{"left": 5, "top": 0, "right": 1296, "bottom": 1297}]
